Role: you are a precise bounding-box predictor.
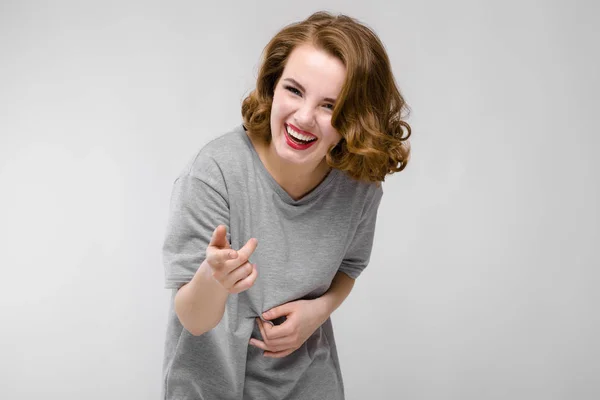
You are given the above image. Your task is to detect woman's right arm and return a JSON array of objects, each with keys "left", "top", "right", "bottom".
[
  {"left": 174, "top": 225, "right": 259, "bottom": 336},
  {"left": 174, "top": 259, "right": 229, "bottom": 336}
]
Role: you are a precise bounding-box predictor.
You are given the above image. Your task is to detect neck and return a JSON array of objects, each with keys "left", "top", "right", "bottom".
[
  {"left": 269, "top": 151, "right": 331, "bottom": 200},
  {"left": 250, "top": 133, "right": 331, "bottom": 200}
]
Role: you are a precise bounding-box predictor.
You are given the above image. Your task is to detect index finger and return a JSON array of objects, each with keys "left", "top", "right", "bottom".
[{"left": 234, "top": 237, "right": 258, "bottom": 265}]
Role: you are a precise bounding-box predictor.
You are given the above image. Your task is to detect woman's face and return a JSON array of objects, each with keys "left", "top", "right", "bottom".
[{"left": 269, "top": 44, "right": 346, "bottom": 170}]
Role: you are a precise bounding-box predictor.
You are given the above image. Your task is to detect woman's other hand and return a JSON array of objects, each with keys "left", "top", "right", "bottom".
[{"left": 249, "top": 300, "right": 328, "bottom": 358}]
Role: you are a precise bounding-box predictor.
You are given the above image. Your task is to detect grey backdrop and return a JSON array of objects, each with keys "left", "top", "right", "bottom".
[{"left": 1, "top": 0, "right": 598, "bottom": 399}]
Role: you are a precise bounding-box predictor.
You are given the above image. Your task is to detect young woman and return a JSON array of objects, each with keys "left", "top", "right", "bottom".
[{"left": 162, "top": 11, "right": 411, "bottom": 400}]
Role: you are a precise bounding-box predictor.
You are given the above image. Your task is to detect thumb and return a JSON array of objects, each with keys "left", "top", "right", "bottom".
[
  {"left": 263, "top": 303, "right": 294, "bottom": 320},
  {"left": 209, "top": 225, "right": 230, "bottom": 249}
]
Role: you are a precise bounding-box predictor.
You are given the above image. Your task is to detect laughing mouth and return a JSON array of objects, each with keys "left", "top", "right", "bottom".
[{"left": 285, "top": 124, "right": 317, "bottom": 145}]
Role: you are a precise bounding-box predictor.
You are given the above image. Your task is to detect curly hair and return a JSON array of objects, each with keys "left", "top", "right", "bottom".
[{"left": 241, "top": 11, "right": 411, "bottom": 182}]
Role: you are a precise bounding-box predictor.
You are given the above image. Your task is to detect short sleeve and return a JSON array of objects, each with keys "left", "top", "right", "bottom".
[
  {"left": 337, "top": 185, "right": 383, "bottom": 279},
  {"left": 162, "top": 169, "right": 230, "bottom": 289}
]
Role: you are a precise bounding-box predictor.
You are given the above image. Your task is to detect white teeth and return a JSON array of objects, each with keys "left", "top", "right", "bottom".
[{"left": 286, "top": 125, "right": 316, "bottom": 142}]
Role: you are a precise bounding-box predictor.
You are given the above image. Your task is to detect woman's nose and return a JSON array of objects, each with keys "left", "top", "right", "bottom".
[{"left": 294, "top": 104, "right": 316, "bottom": 127}]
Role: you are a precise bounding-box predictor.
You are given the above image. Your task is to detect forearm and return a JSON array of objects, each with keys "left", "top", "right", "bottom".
[
  {"left": 314, "top": 271, "right": 355, "bottom": 321},
  {"left": 174, "top": 259, "right": 229, "bottom": 336}
]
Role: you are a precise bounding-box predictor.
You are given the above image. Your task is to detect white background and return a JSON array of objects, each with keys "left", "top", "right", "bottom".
[{"left": 1, "top": 0, "right": 598, "bottom": 399}]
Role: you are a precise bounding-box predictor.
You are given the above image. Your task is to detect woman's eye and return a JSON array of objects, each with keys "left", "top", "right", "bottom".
[
  {"left": 323, "top": 103, "right": 334, "bottom": 110},
  {"left": 285, "top": 86, "right": 301, "bottom": 96}
]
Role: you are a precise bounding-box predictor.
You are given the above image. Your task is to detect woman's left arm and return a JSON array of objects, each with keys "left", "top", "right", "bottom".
[
  {"left": 313, "top": 271, "right": 356, "bottom": 319},
  {"left": 250, "top": 271, "right": 355, "bottom": 358}
]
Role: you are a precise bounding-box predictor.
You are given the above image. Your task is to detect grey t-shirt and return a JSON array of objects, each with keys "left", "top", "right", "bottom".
[{"left": 162, "top": 124, "right": 383, "bottom": 399}]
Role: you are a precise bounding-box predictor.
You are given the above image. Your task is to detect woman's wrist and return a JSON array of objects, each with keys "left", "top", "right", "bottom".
[{"left": 312, "top": 296, "right": 335, "bottom": 324}]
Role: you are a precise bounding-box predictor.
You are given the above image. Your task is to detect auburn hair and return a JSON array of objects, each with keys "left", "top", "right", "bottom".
[{"left": 241, "top": 11, "right": 411, "bottom": 182}]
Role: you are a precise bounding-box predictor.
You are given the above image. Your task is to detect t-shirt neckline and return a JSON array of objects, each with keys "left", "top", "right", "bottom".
[{"left": 238, "top": 124, "right": 340, "bottom": 206}]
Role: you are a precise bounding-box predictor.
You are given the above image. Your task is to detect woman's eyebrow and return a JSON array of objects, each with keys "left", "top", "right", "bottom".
[{"left": 283, "top": 78, "right": 337, "bottom": 103}]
